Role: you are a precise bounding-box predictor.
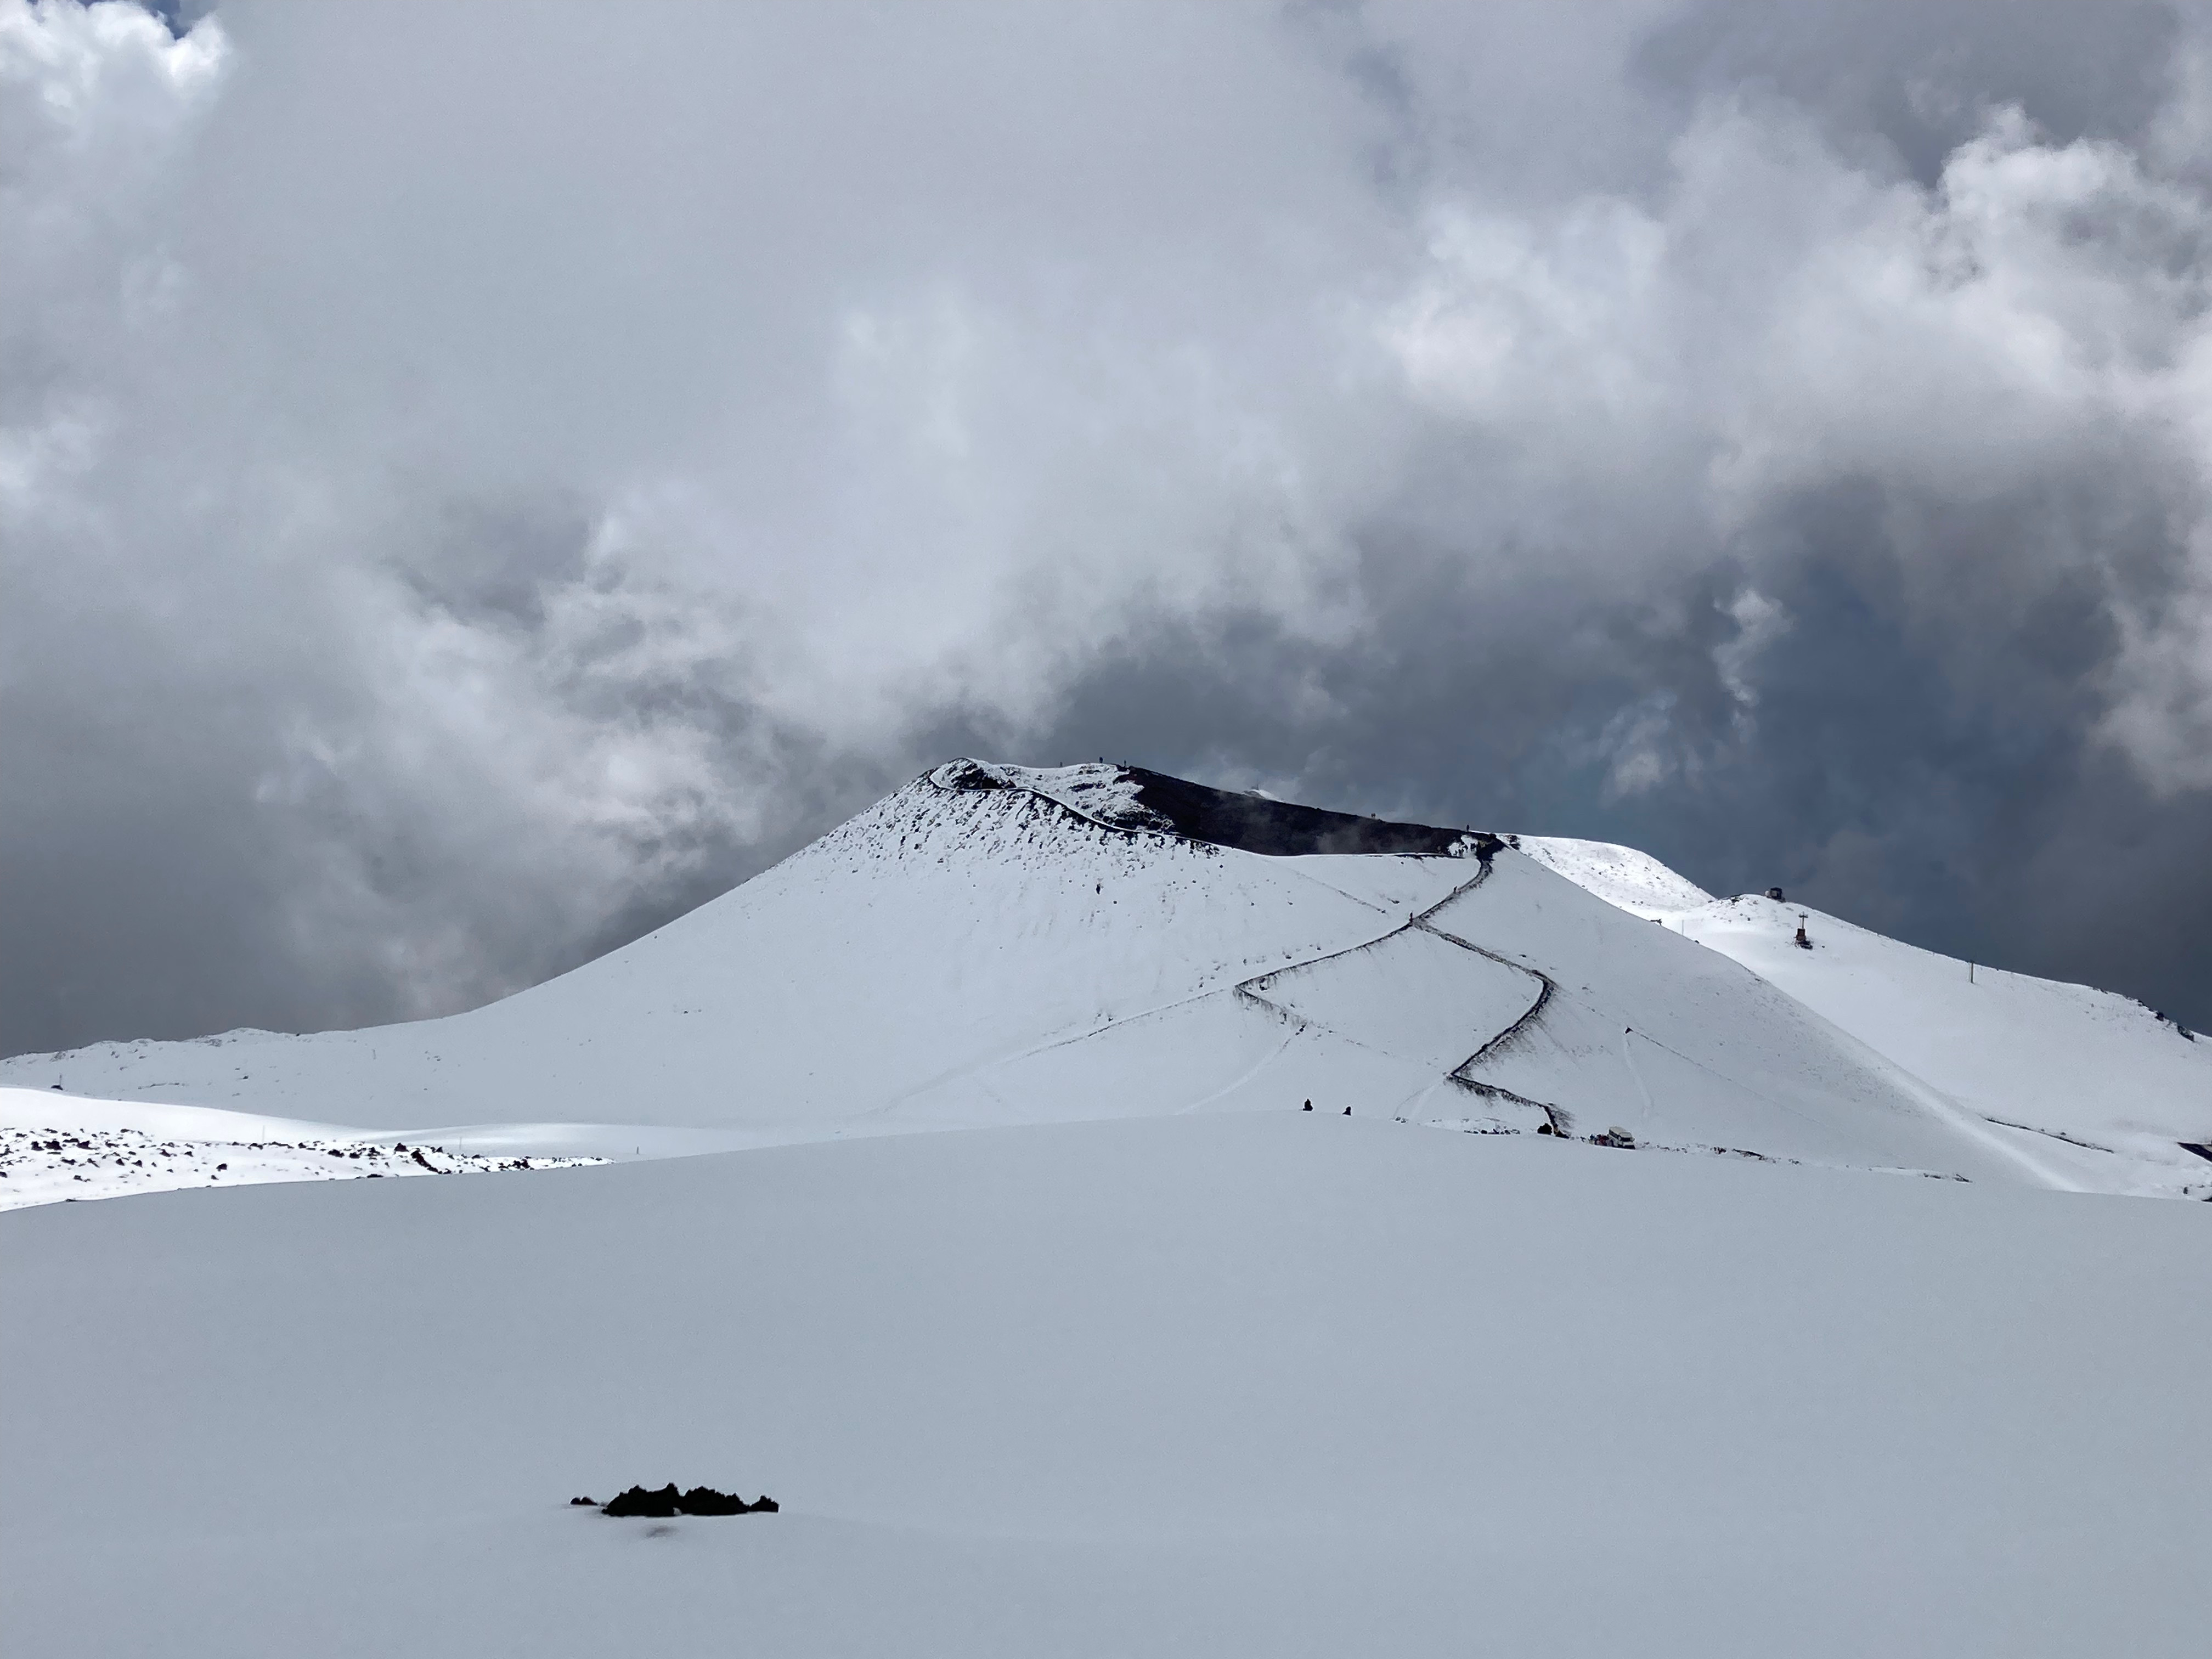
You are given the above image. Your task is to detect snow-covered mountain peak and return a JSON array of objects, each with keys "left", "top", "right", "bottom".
[
  {"left": 5, "top": 760, "right": 2206, "bottom": 1203},
  {"left": 928, "top": 758, "right": 1176, "bottom": 834},
  {"left": 13, "top": 769, "right": 2208, "bottom": 1657},
  {"left": 922, "top": 757, "right": 1485, "bottom": 858}
]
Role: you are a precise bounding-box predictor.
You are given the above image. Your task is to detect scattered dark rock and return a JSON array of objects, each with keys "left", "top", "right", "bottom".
[
  {"left": 936, "top": 758, "right": 1013, "bottom": 792},
  {"left": 600, "top": 1483, "right": 776, "bottom": 1517},
  {"left": 569, "top": 1496, "right": 596, "bottom": 1506}
]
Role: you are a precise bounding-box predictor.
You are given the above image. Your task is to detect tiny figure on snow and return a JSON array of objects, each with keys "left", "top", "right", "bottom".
[
  {"left": 1794, "top": 918, "right": 1811, "bottom": 949},
  {"left": 1302, "top": 1099, "right": 1312, "bottom": 1111},
  {"left": 1343, "top": 1106, "right": 1352, "bottom": 1116}
]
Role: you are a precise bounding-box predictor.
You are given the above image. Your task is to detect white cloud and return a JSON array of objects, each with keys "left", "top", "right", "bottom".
[{"left": 5, "top": 0, "right": 2212, "bottom": 1042}]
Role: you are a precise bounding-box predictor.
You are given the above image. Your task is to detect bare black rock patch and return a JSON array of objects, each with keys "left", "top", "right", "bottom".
[{"left": 599, "top": 1483, "right": 778, "bottom": 1517}]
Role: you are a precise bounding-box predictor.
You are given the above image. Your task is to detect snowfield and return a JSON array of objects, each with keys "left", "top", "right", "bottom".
[
  {"left": 3, "top": 1115, "right": 2206, "bottom": 1658},
  {"left": 4, "top": 760, "right": 2208, "bottom": 1654}
]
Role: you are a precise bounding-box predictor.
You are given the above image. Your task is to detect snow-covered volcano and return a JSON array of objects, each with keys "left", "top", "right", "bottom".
[
  {"left": 9, "top": 759, "right": 2205, "bottom": 1198},
  {"left": 8, "top": 763, "right": 2211, "bottom": 1658}
]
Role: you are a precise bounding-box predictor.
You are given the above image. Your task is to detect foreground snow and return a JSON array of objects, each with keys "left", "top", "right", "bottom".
[{"left": 3, "top": 1114, "right": 2204, "bottom": 1657}]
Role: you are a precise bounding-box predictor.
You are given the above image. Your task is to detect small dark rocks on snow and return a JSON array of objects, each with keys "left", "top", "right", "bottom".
[{"left": 599, "top": 1483, "right": 778, "bottom": 1517}]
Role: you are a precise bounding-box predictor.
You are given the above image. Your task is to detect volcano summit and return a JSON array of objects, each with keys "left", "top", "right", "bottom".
[{"left": 7, "top": 759, "right": 2205, "bottom": 1199}]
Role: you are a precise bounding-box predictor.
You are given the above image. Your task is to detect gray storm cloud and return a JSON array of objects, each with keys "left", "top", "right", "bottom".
[{"left": 5, "top": 0, "right": 2212, "bottom": 1053}]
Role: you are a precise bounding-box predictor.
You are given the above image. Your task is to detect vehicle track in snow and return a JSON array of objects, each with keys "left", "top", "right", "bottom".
[
  {"left": 892, "top": 772, "right": 1577, "bottom": 1126},
  {"left": 1233, "top": 857, "right": 1573, "bottom": 1127},
  {"left": 875, "top": 776, "right": 1548, "bottom": 1120},
  {"left": 1413, "top": 876, "right": 1571, "bottom": 1130}
]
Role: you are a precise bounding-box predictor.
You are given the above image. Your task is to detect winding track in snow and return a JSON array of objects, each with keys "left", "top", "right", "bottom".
[
  {"left": 889, "top": 773, "right": 1939, "bottom": 1155},
  {"left": 1235, "top": 855, "right": 1564, "bottom": 1118},
  {"left": 934, "top": 768, "right": 1571, "bottom": 1118},
  {"left": 871, "top": 775, "right": 1549, "bottom": 1120},
  {"left": 874, "top": 777, "right": 2045, "bottom": 1178}
]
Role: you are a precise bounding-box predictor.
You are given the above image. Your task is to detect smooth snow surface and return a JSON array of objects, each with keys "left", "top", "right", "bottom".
[
  {"left": 1520, "top": 839, "right": 2212, "bottom": 1199},
  {"left": 4, "top": 1116, "right": 2205, "bottom": 1658},
  {"left": 2, "top": 764, "right": 2202, "bottom": 1200},
  {"left": 1514, "top": 833, "right": 1717, "bottom": 917}
]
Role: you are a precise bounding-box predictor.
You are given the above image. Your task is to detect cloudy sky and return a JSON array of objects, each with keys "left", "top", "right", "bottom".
[{"left": 7, "top": 0, "right": 2212, "bottom": 1056}]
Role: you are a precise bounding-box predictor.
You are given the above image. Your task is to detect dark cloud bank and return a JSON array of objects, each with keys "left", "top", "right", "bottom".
[{"left": 7, "top": 0, "right": 2212, "bottom": 1055}]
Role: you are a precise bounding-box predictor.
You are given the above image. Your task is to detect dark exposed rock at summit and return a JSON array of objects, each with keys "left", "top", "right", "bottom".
[
  {"left": 939, "top": 757, "right": 1475, "bottom": 857},
  {"left": 1116, "top": 768, "right": 1470, "bottom": 857}
]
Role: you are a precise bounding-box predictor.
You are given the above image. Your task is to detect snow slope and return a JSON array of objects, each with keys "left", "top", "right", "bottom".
[
  {"left": 3, "top": 1114, "right": 2205, "bottom": 1658},
  {"left": 3, "top": 769, "right": 1471, "bottom": 1137},
  {"left": 1676, "top": 896, "right": 2212, "bottom": 1197},
  {"left": 1511, "top": 842, "right": 2212, "bottom": 1198},
  {"left": 1515, "top": 833, "right": 1716, "bottom": 917},
  {"left": 3, "top": 761, "right": 2051, "bottom": 1194}
]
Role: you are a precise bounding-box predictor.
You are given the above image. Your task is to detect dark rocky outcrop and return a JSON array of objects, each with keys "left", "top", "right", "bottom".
[
  {"left": 602, "top": 1483, "right": 682, "bottom": 1517},
  {"left": 938, "top": 758, "right": 1476, "bottom": 857},
  {"left": 599, "top": 1483, "right": 777, "bottom": 1517},
  {"left": 1116, "top": 767, "right": 1470, "bottom": 857}
]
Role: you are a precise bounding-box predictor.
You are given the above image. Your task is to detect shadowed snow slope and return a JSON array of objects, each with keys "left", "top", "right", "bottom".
[
  {"left": 2, "top": 1115, "right": 2205, "bottom": 1658},
  {"left": 3, "top": 761, "right": 2200, "bottom": 1196}
]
